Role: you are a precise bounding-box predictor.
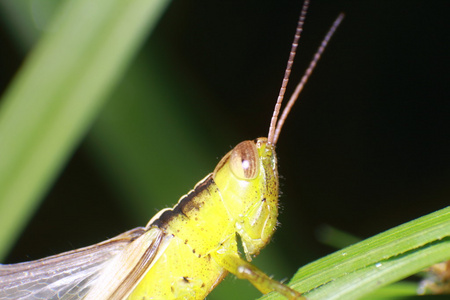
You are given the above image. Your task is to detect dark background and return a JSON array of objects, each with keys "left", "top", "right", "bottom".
[{"left": 1, "top": 0, "right": 449, "bottom": 297}]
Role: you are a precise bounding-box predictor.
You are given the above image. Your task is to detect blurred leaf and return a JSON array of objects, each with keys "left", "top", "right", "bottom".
[
  {"left": 0, "top": 0, "right": 169, "bottom": 260},
  {"left": 316, "top": 224, "right": 361, "bottom": 249}
]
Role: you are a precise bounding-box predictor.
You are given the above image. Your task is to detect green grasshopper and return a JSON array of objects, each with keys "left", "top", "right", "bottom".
[{"left": 0, "top": 1, "right": 343, "bottom": 298}]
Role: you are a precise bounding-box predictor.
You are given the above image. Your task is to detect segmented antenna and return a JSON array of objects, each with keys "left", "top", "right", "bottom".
[
  {"left": 267, "top": 6, "right": 345, "bottom": 145},
  {"left": 267, "top": 0, "right": 309, "bottom": 145}
]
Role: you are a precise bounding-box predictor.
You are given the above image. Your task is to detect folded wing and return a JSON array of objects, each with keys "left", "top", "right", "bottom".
[{"left": 0, "top": 227, "right": 150, "bottom": 300}]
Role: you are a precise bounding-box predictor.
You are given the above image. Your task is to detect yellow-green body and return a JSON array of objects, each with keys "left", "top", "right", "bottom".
[
  {"left": 0, "top": 138, "right": 301, "bottom": 300},
  {"left": 130, "top": 138, "right": 280, "bottom": 299},
  {"left": 0, "top": 1, "right": 338, "bottom": 296}
]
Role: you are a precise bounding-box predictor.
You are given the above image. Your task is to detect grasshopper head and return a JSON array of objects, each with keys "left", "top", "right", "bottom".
[{"left": 213, "top": 138, "right": 279, "bottom": 261}]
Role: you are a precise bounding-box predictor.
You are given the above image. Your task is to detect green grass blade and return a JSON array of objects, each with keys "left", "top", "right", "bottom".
[
  {"left": 0, "top": 0, "right": 170, "bottom": 260},
  {"left": 305, "top": 239, "right": 450, "bottom": 299},
  {"left": 260, "top": 206, "right": 450, "bottom": 299},
  {"left": 363, "top": 282, "right": 418, "bottom": 299}
]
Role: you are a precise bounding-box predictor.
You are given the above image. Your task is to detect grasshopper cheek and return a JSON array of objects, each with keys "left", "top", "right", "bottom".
[{"left": 229, "top": 141, "right": 260, "bottom": 180}]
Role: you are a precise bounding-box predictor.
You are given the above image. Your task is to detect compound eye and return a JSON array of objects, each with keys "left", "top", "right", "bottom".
[{"left": 229, "top": 141, "right": 259, "bottom": 180}]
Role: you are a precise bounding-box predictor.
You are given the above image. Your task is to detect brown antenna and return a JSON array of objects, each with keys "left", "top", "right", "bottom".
[
  {"left": 267, "top": 5, "right": 344, "bottom": 145},
  {"left": 267, "top": 0, "right": 310, "bottom": 145}
]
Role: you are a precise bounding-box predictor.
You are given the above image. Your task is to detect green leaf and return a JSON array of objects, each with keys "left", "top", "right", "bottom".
[
  {"left": 0, "top": 0, "right": 170, "bottom": 260},
  {"left": 261, "top": 206, "right": 450, "bottom": 299}
]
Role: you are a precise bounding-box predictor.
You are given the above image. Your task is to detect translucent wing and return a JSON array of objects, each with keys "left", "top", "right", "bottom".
[
  {"left": 0, "top": 227, "right": 163, "bottom": 300},
  {"left": 83, "top": 227, "right": 168, "bottom": 300}
]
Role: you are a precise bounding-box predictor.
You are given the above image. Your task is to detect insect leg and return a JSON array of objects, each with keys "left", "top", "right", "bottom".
[{"left": 215, "top": 253, "right": 305, "bottom": 299}]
